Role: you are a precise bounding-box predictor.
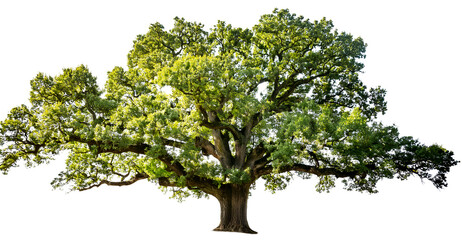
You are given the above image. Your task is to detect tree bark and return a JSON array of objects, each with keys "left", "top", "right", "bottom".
[{"left": 213, "top": 184, "right": 257, "bottom": 234}]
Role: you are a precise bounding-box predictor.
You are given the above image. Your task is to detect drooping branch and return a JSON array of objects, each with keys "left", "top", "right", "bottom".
[
  {"left": 78, "top": 172, "right": 149, "bottom": 191},
  {"left": 254, "top": 163, "right": 361, "bottom": 180},
  {"left": 158, "top": 175, "right": 221, "bottom": 198}
]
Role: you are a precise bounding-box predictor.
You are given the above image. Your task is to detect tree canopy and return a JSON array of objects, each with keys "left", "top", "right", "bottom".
[{"left": 0, "top": 9, "right": 458, "bottom": 233}]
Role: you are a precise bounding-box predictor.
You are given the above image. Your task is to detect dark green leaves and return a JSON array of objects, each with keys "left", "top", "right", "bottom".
[{"left": 392, "top": 138, "right": 458, "bottom": 189}]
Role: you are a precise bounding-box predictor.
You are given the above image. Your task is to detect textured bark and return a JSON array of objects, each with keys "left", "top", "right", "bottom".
[{"left": 213, "top": 184, "right": 257, "bottom": 234}]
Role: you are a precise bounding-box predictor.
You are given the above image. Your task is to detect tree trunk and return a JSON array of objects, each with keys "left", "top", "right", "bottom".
[{"left": 213, "top": 184, "right": 257, "bottom": 234}]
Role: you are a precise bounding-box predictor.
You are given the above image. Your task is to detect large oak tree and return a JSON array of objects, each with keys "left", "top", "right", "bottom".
[{"left": 0, "top": 9, "right": 458, "bottom": 234}]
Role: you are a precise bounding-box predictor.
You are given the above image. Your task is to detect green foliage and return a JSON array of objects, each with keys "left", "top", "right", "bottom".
[
  {"left": 316, "top": 175, "right": 336, "bottom": 193},
  {"left": 262, "top": 173, "right": 293, "bottom": 193},
  {"left": 226, "top": 168, "right": 251, "bottom": 184},
  {"left": 0, "top": 9, "right": 457, "bottom": 202}
]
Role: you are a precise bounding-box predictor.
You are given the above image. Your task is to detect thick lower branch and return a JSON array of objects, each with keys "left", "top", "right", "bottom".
[
  {"left": 158, "top": 176, "right": 221, "bottom": 197},
  {"left": 68, "top": 134, "right": 150, "bottom": 155},
  {"left": 68, "top": 134, "right": 187, "bottom": 177}
]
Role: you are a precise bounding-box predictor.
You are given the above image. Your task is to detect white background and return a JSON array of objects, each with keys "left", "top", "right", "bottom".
[{"left": 0, "top": 0, "right": 461, "bottom": 239}]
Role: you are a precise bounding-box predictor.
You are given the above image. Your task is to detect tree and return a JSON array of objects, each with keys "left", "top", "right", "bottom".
[{"left": 0, "top": 9, "right": 458, "bottom": 234}]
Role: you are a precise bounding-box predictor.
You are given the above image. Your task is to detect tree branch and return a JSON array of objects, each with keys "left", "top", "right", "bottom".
[
  {"left": 67, "top": 134, "right": 187, "bottom": 177},
  {"left": 244, "top": 143, "right": 266, "bottom": 169},
  {"left": 254, "top": 163, "right": 359, "bottom": 180},
  {"left": 161, "top": 137, "right": 185, "bottom": 149},
  {"left": 200, "top": 120, "right": 241, "bottom": 141},
  {"left": 78, "top": 172, "right": 149, "bottom": 191},
  {"left": 158, "top": 176, "right": 220, "bottom": 198},
  {"left": 194, "top": 136, "right": 221, "bottom": 160},
  {"left": 157, "top": 153, "right": 186, "bottom": 176},
  {"left": 246, "top": 77, "right": 268, "bottom": 95}
]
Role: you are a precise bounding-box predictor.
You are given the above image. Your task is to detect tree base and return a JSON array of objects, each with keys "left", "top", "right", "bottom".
[
  {"left": 213, "top": 184, "right": 257, "bottom": 234},
  {"left": 213, "top": 225, "right": 257, "bottom": 234}
]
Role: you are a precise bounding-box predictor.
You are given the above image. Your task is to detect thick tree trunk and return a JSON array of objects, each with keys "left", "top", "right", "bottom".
[{"left": 213, "top": 184, "right": 257, "bottom": 234}]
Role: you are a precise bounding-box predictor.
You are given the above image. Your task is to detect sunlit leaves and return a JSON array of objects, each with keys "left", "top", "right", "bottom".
[
  {"left": 0, "top": 105, "right": 56, "bottom": 173},
  {"left": 158, "top": 54, "right": 262, "bottom": 123},
  {"left": 209, "top": 20, "right": 253, "bottom": 56},
  {"left": 316, "top": 175, "right": 336, "bottom": 193},
  {"left": 30, "top": 65, "right": 100, "bottom": 108}
]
